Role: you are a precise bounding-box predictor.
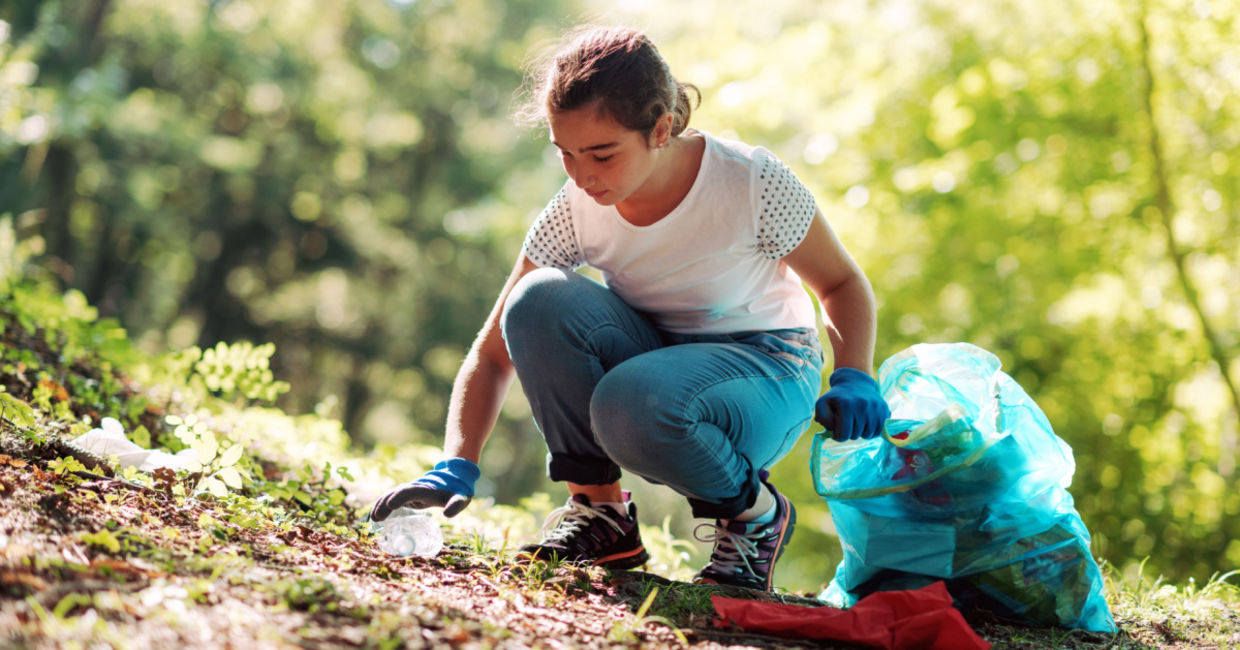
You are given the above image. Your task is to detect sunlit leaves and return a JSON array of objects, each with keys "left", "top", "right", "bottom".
[
  {"left": 0, "top": 390, "right": 37, "bottom": 429},
  {"left": 166, "top": 413, "right": 248, "bottom": 497},
  {"left": 47, "top": 456, "right": 87, "bottom": 475},
  {"left": 80, "top": 528, "right": 122, "bottom": 553},
  {"left": 219, "top": 442, "right": 244, "bottom": 468},
  {"left": 181, "top": 342, "right": 291, "bottom": 404}
]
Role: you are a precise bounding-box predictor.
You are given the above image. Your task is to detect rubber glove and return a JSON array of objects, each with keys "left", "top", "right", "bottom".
[
  {"left": 815, "top": 367, "right": 891, "bottom": 442},
  {"left": 370, "top": 458, "right": 480, "bottom": 521}
]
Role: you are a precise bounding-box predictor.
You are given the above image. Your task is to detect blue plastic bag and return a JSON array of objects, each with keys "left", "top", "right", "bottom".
[{"left": 813, "top": 343, "right": 1116, "bottom": 633}]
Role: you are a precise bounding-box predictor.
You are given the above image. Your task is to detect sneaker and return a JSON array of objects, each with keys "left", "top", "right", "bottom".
[
  {"left": 693, "top": 476, "right": 796, "bottom": 591},
  {"left": 519, "top": 492, "right": 649, "bottom": 570}
]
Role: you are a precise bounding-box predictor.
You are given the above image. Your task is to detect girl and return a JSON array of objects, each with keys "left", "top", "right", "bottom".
[{"left": 371, "top": 25, "right": 889, "bottom": 591}]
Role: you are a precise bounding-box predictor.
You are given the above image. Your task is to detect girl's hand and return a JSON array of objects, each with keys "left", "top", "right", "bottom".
[
  {"left": 370, "top": 458, "right": 481, "bottom": 520},
  {"left": 815, "top": 368, "right": 891, "bottom": 442}
]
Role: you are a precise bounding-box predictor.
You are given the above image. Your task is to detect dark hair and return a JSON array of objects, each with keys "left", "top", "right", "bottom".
[{"left": 517, "top": 26, "right": 700, "bottom": 138}]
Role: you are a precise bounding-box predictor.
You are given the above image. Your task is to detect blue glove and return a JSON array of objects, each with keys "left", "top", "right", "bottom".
[
  {"left": 815, "top": 367, "right": 891, "bottom": 442},
  {"left": 370, "top": 458, "right": 480, "bottom": 521}
]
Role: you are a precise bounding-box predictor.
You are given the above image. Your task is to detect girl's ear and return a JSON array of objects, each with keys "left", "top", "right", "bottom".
[{"left": 650, "top": 112, "right": 674, "bottom": 148}]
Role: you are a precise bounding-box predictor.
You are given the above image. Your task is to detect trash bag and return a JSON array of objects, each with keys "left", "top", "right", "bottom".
[{"left": 812, "top": 342, "right": 1116, "bottom": 633}]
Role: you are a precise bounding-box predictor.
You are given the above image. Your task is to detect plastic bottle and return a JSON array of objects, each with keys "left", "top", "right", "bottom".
[{"left": 372, "top": 508, "right": 444, "bottom": 558}]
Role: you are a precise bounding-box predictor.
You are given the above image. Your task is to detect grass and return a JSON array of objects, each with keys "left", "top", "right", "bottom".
[
  {"left": 608, "top": 586, "right": 691, "bottom": 645},
  {"left": 1105, "top": 561, "right": 1240, "bottom": 649}
]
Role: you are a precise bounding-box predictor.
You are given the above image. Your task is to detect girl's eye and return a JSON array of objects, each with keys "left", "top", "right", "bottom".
[{"left": 593, "top": 154, "right": 614, "bottom": 162}]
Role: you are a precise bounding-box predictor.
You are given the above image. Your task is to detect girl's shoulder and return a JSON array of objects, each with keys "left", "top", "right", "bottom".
[
  {"left": 694, "top": 131, "right": 790, "bottom": 190},
  {"left": 695, "top": 130, "right": 754, "bottom": 159},
  {"left": 696, "top": 130, "right": 787, "bottom": 174}
]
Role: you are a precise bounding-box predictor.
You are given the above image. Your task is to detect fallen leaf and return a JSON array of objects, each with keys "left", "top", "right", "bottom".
[
  {"left": 91, "top": 558, "right": 157, "bottom": 578},
  {"left": 444, "top": 623, "right": 471, "bottom": 644},
  {"left": 62, "top": 545, "right": 90, "bottom": 565},
  {"left": 0, "top": 569, "right": 49, "bottom": 593},
  {"left": 1, "top": 544, "right": 34, "bottom": 559},
  {"left": 38, "top": 379, "right": 70, "bottom": 402}
]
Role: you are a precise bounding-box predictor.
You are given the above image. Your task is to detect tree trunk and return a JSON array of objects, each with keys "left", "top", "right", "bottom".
[{"left": 1137, "top": 2, "right": 1240, "bottom": 450}]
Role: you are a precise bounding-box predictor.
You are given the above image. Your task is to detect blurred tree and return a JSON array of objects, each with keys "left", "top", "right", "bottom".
[{"left": 0, "top": 0, "right": 573, "bottom": 500}]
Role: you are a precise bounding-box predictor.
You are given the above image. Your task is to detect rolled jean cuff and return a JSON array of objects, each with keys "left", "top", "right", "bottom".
[
  {"left": 686, "top": 474, "right": 760, "bottom": 520},
  {"left": 547, "top": 453, "right": 622, "bottom": 486}
]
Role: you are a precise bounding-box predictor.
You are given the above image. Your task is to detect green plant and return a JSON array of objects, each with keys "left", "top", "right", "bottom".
[
  {"left": 0, "top": 389, "right": 36, "bottom": 431},
  {"left": 259, "top": 460, "right": 358, "bottom": 529},
  {"left": 608, "top": 586, "right": 689, "bottom": 645},
  {"left": 635, "top": 579, "right": 715, "bottom": 625},
  {"left": 639, "top": 516, "right": 697, "bottom": 581},
  {"left": 280, "top": 577, "right": 341, "bottom": 612},
  {"left": 166, "top": 414, "right": 247, "bottom": 497},
  {"left": 0, "top": 214, "right": 32, "bottom": 293},
  {"left": 185, "top": 342, "right": 291, "bottom": 404},
  {"left": 47, "top": 456, "right": 88, "bottom": 476},
  {"left": 1110, "top": 558, "right": 1240, "bottom": 614},
  {"left": 79, "top": 529, "right": 123, "bottom": 554}
]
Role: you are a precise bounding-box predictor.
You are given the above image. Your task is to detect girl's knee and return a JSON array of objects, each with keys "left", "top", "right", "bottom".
[
  {"left": 590, "top": 364, "right": 670, "bottom": 455},
  {"left": 501, "top": 267, "right": 577, "bottom": 334}
]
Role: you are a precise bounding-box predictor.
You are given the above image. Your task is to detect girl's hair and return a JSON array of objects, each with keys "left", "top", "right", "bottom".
[{"left": 516, "top": 26, "right": 700, "bottom": 138}]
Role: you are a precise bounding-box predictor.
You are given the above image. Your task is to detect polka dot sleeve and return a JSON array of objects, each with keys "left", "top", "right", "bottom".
[
  {"left": 755, "top": 151, "right": 819, "bottom": 260},
  {"left": 521, "top": 185, "right": 584, "bottom": 270}
]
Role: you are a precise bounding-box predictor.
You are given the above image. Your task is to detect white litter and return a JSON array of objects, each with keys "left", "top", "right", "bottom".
[{"left": 71, "top": 417, "right": 198, "bottom": 472}]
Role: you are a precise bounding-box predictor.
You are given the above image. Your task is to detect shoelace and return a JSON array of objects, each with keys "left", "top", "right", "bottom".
[
  {"left": 694, "top": 522, "right": 760, "bottom": 576},
  {"left": 540, "top": 498, "right": 625, "bottom": 544}
]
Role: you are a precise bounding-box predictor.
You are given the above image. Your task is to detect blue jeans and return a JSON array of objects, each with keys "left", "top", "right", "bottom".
[{"left": 500, "top": 268, "right": 824, "bottom": 519}]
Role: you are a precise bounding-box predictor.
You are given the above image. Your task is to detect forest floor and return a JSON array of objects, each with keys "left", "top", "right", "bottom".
[{"left": 2, "top": 429, "right": 1238, "bottom": 650}]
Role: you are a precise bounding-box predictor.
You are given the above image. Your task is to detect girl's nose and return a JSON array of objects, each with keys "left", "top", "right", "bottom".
[
  {"left": 580, "top": 163, "right": 597, "bottom": 187},
  {"left": 563, "top": 158, "right": 585, "bottom": 185}
]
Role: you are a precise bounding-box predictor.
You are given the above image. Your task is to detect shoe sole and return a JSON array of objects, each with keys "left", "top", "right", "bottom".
[
  {"left": 595, "top": 546, "right": 650, "bottom": 570},
  {"left": 518, "top": 545, "right": 649, "bottom": 570}
]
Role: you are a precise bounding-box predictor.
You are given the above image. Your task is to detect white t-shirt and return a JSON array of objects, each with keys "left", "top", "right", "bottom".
[{"left": 521, "top": 132, "right": 819, "bottom": 334}]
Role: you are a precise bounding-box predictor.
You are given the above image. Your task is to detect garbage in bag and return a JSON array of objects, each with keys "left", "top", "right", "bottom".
[{"left": 812, "top": 342, "right": 1116, "bottom": 633}]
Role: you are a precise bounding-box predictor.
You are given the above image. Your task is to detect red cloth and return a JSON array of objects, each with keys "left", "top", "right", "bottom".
[{"left": 712, "top": 581, "right": 990, "bottom": 650}]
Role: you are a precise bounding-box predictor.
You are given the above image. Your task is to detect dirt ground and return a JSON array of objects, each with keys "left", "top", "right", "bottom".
[{"left": 1, "top": 441, "right": 1236, "bottom": 649}]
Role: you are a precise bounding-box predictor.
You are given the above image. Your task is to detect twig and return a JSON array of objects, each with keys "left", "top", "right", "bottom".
[{"left": 72, "top": 470, "right": 159, "bottom": 495}]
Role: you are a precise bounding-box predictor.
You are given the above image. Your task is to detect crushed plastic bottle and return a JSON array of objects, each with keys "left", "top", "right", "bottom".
[{"left": 371, "top": 508, "right": 444, "bottom": 558}]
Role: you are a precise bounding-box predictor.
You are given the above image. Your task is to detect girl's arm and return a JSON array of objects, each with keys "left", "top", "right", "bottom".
[
  {"left": 783, "top": 209, "right": 889, "bottom": 441},
  {"left": 369, "top": 253, "right": 539, "bottom": 520},
  {"left": 443, "top": 253, "right": 540, "bottom": 462},
  {"left": 782, "top": 209, "right": 878, "bottom": 375}
]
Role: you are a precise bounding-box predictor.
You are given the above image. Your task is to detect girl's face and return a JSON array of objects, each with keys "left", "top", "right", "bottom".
[{"left": 548, "top": 101, "right": 663, "bottom": 207}]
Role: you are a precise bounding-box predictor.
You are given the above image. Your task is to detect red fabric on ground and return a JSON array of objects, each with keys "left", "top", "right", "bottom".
[{"left": 711, "top": 581, "right": 990, "bottom": 650}]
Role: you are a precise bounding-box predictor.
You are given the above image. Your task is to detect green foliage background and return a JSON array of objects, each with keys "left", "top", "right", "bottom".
[{"left": 2, "top": 0, "right": 1237, "bottom": 594}]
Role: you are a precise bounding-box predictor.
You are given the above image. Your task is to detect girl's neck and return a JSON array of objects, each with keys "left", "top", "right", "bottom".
[{"left": 616, "top": 132, "right": 705, "bottom": 227}]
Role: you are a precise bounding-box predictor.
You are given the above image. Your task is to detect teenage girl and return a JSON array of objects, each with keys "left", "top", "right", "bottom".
[{"left": 371, "top": 25, "right": 889, "bottom": 591}]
